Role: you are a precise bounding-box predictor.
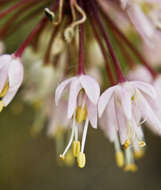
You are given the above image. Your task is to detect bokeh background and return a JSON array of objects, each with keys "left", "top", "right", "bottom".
[{"left": 0, "top": 99, "right": 161, "bottom": 190}]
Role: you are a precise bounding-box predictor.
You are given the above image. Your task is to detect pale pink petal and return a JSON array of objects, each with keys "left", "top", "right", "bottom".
[
  {"left": 3, "top": 59, "right": 24, "bottom": 106},
  {"left": 117, "top": 85, "right": 132, "bottom": 120},
  {"left": 100, "top": 98, "right": 117, "bottom": 142},
  {"left": 114, "top": 96, "right": 128, "bottom": 145},
  {"left": 55, "top": 77, "right": 75, "bottom": 105},
  {"left": 3, "top": 86, "right": 19, "bottom": 106},
  {"left": 127, "top": 3, "right": 155, "bottom": 46},
  {"left": 80, "top": 75, "right": 100, "bottom": 105},
  {"left": 8, "top": 58, "right": 24, "bottom": 88},
  {"left": 67, "top": 78, "right": 81, "bottom": 119},
  {"left": 86, "top": 97, "right": 97, "bottom": 128},
  {"left": 136, "top": 89, "right": 161, "bottom": 135},
  {"left": 0, "top": 54, "right": 11, "bottom": 69},
  {"left": 130, "top": 81, "right": 156, "bottom": 98},
  {"left": 98, "top": 85, "right": 118, "bottom": 117},
  {"left": 0, "top": 67, "right": 8, "bottom": 92}
]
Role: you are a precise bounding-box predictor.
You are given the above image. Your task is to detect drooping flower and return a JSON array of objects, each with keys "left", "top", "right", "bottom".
[
  {"left": 98, "top": 80, "right": 161, "bottom": 170},
  {"left": 0, "top": 54, "right": 23, "bottom": 111},
  {"left": 55, "top": 74, "right": 100, "bottom": 168}
]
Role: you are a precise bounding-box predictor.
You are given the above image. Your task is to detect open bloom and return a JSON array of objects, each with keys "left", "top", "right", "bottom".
[
  {"left": 0, "top": 54, "right": 23, "bottom": 111},
  {"left": 55, "top": 74, "right": 100, "bottom": 168},
  {"left": 98, "top": 81, "right": 161, "bottom": 170}
]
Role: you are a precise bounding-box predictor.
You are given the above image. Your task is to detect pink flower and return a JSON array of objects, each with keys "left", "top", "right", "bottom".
[
  {"left": 0, "top": 54, "right": 24, "bottom": 110},
  {"left": 98, "top": 80, "right": 161, "bottom": 171},
  {"left": 55, "top": 74, "right": 100, "bottom": 168},
  {"left": 98, "top": 81, "right": 161, "bottom": 145},
  {"left": 99, "top": 96, "right": 145, "bottom": 171}
]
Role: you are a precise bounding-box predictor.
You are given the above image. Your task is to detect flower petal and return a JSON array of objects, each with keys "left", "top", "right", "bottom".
[
  {"left": 98, "top": 85, "right": 117, "bottom": 117},
  {"left": 117, "top": 84, "right": 132, "bottom": 120},
  {"left": 100, "top": 98, "right": 117, "bottom": 142},
  {"left": 67, "top": 78, "right": 82, "bottom": 119},
  {"left": 8, "top": 58, "right": 24, "bottom": 88},
  {"left": 80, "top": 75, "right": 100, "bottom": 105},
  {"left": 55, "top": 77, "right": 75, "bottom": 105},
  {"left": 114, "top": 96, "right": 128, "bottom": 145},
  {"left": 136, "top": 89, "right": 161, "bottom": 135},
  {"left": 86, "top": 97, "right": 98, "bottom": 128},
  {"left": 0, "top": 54, "right": 11, "bottom": 69},
  {"left": 130, "top": 81, "right": 156, "bottom": 99}
]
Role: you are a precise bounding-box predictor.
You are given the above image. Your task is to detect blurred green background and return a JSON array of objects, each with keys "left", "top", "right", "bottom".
[{"left": 0, "top": 99, "right": 161, "bottom": 190}]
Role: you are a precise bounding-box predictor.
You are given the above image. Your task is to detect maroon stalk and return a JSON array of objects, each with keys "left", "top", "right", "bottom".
[
  {"left": 78, "top": 14, "right": 85, "bottom": 74},
  {"left": 89, "top": 0, "right": 126, "bottom": 83},
  {"left": 99, "top": 8, "right": 158, "bottom": 79},
  {"left": 90, "top": 16, "right": 115, "bottom": 85},
  {"left": 0, "top": 1, "right": 42, "bottom": 39},
  {"left": 14, "top": 2, "right": 58, "bottom": 58}
]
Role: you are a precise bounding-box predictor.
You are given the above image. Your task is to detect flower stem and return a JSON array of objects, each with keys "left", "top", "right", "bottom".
[
  {"left": 0, "top": 0, "right": 34, "bottom": 19},
  {"left": 89, "top": 16, "right": 115, "bottom": 85},
  {"left": 100, "top": 9, "right": 158, "bottom": 79},
  {"left": 78, "top": 1, "right": 85, "bottom": 75},
  {"left": 14, "top": 2, "right": 58, "bottom": 58},
  {"left": 89, "top": 0, "right": 126, "bottom": 83}
]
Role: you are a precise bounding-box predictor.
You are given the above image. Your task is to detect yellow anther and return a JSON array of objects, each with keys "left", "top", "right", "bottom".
[
  {"left": 138, "top": 141, "right": 146, "bottom": 148},
  {"left": 72, "top": 140, "right": 80, "bottom": 157},
  {"left": 124, "top": 164, "right": 138, "bottom": 172},
  {"left": 124, "top": 140, "right": 131, "bottom": 150},
  {"left": 0, "top": 101, "right": 4, "bottom": 112},
  {"left": 77, "top": 152, "right": 86, "bottom": 168},
  {"left": 76, "top": 106, "right": 87, "bottom": 123},
  {"left": 59, "top": 154, "right": 65, "bottom": 160},
  {"left": 0, "top": 83, "right": 9, "bottom": 98},
  {"left": 64, "top": 150, "right": 75, "bottom": 167},
  {"left": 134, "top": 150, "right": 145, "bottom": 160},
  {"left": 115, "top": 151, "right": 124, "bottom": 168}
]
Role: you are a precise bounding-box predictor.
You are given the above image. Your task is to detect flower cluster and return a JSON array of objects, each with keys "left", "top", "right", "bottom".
[{"left": 1, "top": 0, "right": 161, "bottom": 171}]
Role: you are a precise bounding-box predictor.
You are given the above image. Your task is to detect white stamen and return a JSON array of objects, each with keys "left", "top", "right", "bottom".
[
  {"left": 61, "top": 116, "right": 76, "bottom": 157},
  {"left": 74, "top": 124, "right": 78, "bottom": 141},
  {"left": 81, "top": 118, "right": 89, "bottom": 153},
  {"left": 114, "top": 131, "right": 121, "bottom": 152}
]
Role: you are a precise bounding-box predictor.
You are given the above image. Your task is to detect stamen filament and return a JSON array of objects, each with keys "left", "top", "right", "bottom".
[
  {"left": 81, "top": 118, "right": 89, "bottom": 153},
  {"left": 60, "top": 117, "right": 76, "bottom": 159}
]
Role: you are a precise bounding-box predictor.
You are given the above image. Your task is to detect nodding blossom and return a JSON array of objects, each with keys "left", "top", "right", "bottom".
[
  {"left": 0, "top": 54, "right": 23, "bottom": 111},
  {"left": 55, "top": 74, "right": 100, "bottom": 168},
  {"left": 98, "top": 81, "right": 161, "bottom": 171},
  {"left": 1, "top": 0, "right": 161, "bottom": 172}
]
